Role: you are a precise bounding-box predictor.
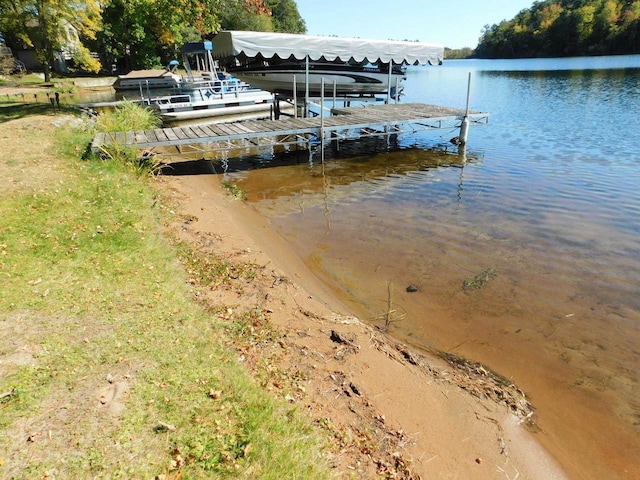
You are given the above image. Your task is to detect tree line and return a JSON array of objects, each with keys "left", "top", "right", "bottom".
[
  {"left": 0, "top": 0, "right": 306, "bottom": 81},
  {"left": 475, "top": 0, "right": 640, "bottom": 58}
]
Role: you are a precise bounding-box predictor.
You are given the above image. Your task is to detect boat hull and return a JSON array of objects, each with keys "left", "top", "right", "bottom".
[
  {"left": 151, "top": 89, "right": 273, "bottom": 121},
  {"left": 158, "top": 101, "right": 273, "bottom": 120},
  {"left": 229, "top": 63, "right": 405, "bottom": 96}
]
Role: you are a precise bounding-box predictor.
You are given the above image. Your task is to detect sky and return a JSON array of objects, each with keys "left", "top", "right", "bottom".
[{"left": 295, "top": 0, "right": 535, "bottom": 49}]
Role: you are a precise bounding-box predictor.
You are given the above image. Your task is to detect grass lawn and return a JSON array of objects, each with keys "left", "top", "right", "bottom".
[{"left": 0, "top": 102, "right": 331, "bottom": 479}]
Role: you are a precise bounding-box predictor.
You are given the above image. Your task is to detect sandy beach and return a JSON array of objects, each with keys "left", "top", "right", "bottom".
[{"left": 159, "top": 170, "right": 569, "bottom": 479}]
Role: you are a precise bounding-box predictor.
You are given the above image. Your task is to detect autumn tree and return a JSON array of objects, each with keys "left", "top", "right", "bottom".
[
  {"left": 0, "top": 0, "right": 102, "bottom": 80},
  {"left": 218, "top": 0, "right": 274, "bottom": 32},
  {"left": 98, "top": 0, "right": 225, "bottom": 71},
  {"left": 98, "top": 0, "right": 307, "bottom": 72},
  {"left": 475, "top": 0, "right": 640, "bottom": 57}
]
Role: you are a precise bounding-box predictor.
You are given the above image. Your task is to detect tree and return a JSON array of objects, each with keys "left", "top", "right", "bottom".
[
  {"left": 0, "top": 0, "right": 102, "bottom": 81},
  {"left": 218, "top": 0, "right": 274, "bottom": 31},
  {"left": 98, "top": 0, "right": 274, "bottom": 71},
  {"left": 475, "top": 0, "right": 640, "bottom": 57},
  {"left": 266, "top": 0, "right": 306, "bottom": 33}
]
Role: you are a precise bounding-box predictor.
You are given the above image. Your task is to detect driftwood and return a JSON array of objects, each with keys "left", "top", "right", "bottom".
[{"left": 0, "top": 389, "right": 16, "bottom": 400}]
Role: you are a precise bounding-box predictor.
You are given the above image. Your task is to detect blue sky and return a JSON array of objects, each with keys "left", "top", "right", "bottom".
[{"left": 295, "top": 0, "right": 535, "bottom": 49}]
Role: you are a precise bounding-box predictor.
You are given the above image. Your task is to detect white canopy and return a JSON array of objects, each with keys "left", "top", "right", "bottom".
[{"left": 211, "top": 30, "right": 444, "bottom": 66}]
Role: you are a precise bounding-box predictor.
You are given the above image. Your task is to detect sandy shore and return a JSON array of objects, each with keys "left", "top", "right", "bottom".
[{"left": 160, "top": 171, "right": 569, "bottom": 479}]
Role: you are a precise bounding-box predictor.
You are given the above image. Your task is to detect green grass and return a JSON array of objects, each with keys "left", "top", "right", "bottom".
[
  {"left": 95, "top": 100, "right": 161, "bottom": 132},
  {"left": 0, "top": 104, "right": 331, "bottom": 479}
]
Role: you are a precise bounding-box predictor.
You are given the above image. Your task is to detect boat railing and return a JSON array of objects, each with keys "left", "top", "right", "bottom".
[
  {"left": 176, "top": 75, "right": 260, "bottom": 99},
  {"left": 144, "top": 74, "right": 270, "bottom": 108}
]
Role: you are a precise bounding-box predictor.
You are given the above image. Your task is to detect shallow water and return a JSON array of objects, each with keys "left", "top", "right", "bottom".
[{"left": 218, "top": 56, "right": 640, "bottom": 478}]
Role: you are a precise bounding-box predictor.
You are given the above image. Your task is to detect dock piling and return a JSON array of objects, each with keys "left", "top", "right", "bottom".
[{"left": 457, "top": 72, "right": 472, "bottom": 146}]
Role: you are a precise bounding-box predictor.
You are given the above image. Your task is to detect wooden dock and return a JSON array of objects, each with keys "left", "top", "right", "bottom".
[{"left": 91, "top": 103, "right": 488, "bottom": 158}]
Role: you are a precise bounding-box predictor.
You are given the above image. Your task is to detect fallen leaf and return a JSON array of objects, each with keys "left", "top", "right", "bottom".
[{"left": 208, "top": 389, "right": 222, "bottom": 400}]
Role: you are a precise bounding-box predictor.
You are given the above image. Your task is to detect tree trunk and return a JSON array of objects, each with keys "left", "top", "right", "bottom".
[{"left": 37, "top": 0, "right": 52, "bottom": 82}]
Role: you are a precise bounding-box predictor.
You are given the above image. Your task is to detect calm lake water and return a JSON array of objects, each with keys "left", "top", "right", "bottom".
[{"left": 219, "top": 56, "right": 640, "bottom": 479}]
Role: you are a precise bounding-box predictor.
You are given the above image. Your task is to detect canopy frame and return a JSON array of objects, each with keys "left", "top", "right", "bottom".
[
  {"left": 212, "top": 30, "right": 444, "bottom": 117},
  {"left": 211, "top": 30, "right": 444, "bottom": 66}
]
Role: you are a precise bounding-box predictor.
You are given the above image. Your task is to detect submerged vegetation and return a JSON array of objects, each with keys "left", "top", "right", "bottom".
[
  {"left": 0, "top": 103, "right": 331, "bottom": 478},
  {"left": 462, "top": 268, "right": 497, "bottom": 291},
  {"left": 221, "top": 181, "right": 247, "bottom": 201}
]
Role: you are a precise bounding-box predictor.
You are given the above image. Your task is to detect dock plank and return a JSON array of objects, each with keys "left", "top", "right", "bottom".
[
  {"left": 232, "top": 123, "right": 253, "bottom": 134},
  {"left": 164, "top": 128, "right": 179, "bottom": 142},
  {"left": 154, "top": 128, "right": 169, "bottom": 143},
  {"left": 208, "top": 125, "right": 229, "bottom": 136},
  {"left": 144, "top": 129, "right": 158, "bottom": 143},
  {"left": 190, "top": 125, "right": 208, "bottom": 138},
  {"left": 183, "top": 127, "right": 201, "bottom": 140},
  {"left": 173, "top": 128, "right": 189, "bottom": 140},
  {"left": 222, "top": 123, "right": 245, "bottom": 136},
  {"left": 198, "top": 125, "right": 218, "bottom": 138},
  {"left": 92, "top": 132, "right": 106, "bottom": 150},
  {"left": 239, "top": 121, "right": 265, "bottom": 133},
  {"left": 134, "top": 130, "right": 148, "bottom": 144}
]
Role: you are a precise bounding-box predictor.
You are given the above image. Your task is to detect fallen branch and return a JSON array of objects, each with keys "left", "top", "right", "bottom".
[{"left": 0, "top": 389, "right": 16, "bottom": 400}]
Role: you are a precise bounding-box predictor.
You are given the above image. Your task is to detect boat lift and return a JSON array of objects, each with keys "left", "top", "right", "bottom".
[
  {"left": 212, "top": 30, "right": 443, "bottom": 115},
  {"left": 209, "top": 30, "right": 480, "bottom": 146}
]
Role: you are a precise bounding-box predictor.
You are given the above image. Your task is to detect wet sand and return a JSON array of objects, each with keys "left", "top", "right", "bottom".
[{"left": 162, "top": 170, "right": 571, "bottom": 479}]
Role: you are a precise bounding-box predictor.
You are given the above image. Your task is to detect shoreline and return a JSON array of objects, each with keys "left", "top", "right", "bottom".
[{"left": 161, "top": 170, "right": 569, "bottom": 479}]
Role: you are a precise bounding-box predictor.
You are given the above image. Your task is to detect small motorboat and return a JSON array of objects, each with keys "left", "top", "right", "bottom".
[
  {"left": 148, "top": 75, "right": 273, "bottom": 121},
  {"left": 140, "top": 42, "right": 275, "bottom": 121}
]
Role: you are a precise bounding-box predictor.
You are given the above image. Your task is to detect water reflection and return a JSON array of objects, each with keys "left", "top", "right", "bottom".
[{"left": 207, "top": 139, "right": 481, "bottom": 209}]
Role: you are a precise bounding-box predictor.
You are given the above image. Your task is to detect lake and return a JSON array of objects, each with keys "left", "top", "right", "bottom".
[{"left": 220, "top": 56, "right": 640, "bottom": 479}]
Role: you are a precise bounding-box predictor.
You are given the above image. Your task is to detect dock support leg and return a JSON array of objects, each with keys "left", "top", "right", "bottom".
[
  {"left": 459, "top": 115, "right": 469, "bottom": 146},
  {"left": 305, "top": 56, "right": 310, "bottom": 118},
  {"left": 458, "top": 72, "right": 472, "bottom": 146},
  {"left": 331, "top": 131, "right": 340, "bottom": 152}
]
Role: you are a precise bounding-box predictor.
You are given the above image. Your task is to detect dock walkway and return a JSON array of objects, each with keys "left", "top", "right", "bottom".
[{"left": 91, "top": 103, "right": 488, "bottom": 158}]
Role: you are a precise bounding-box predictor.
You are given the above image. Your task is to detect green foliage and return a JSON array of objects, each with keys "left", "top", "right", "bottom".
[
  {"left": 98, "top": 0, "right": 307, "bottom": 71},
  {"left": 0, "top": 0, "right": 102, "bottom": 80},
  {"left": 475, "top": 0, "right": 640, "bottom": 58},
  {"left": 220, "top": 1, "right": 275, "bottom": 32},
  {"left": 95, "top": 101, "right": 161, "bottom": 133},
  {"left": 94, "top": 102, "right": 162, "bottom": 176},
  {"left": 70, "top": 44, "right": 101, "bottom": 74},
  {"left": 0, "top": 54, "right": 19, "bottom": 74},
  {"left": 98, "top": 0, "right": 220, "bottom": 70},
  {"left": 3, "top": 0, "right": 307, "bottom": 73},
  {"left": 445, "top": 47, "right": 474, "bottom": 59},
  {"left": 266, "top": 0, "right": 306, "bottom": 33}
]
